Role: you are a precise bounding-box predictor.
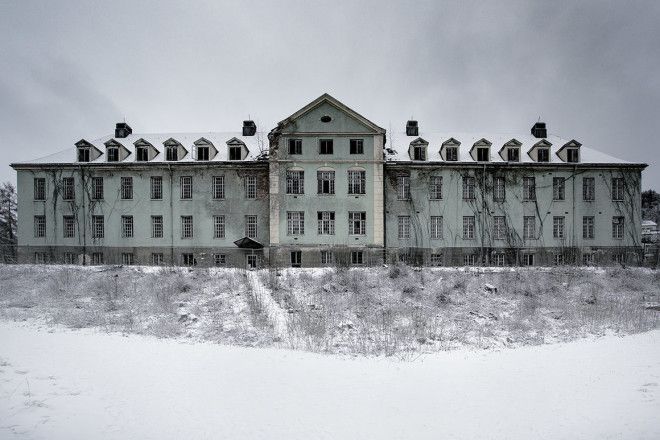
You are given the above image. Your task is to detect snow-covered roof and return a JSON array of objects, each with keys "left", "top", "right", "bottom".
[
  {"left": 642, "top": 220, "right": 657, "bottom": 227},
  {"left": 385, "top": 132, "right": 634, "bottom": 165},
  {"left": 19, "top": 132, "right": 269, "bottom": 165}
]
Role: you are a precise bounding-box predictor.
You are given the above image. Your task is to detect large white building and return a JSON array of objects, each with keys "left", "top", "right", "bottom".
[{"left": 11, "top": 94, "right": 647, "bottom": 267}]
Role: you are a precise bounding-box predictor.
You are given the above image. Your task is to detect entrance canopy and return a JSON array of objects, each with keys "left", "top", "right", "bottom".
[{"left": 233, "top": 237, "right": 264, "bottom": 249}]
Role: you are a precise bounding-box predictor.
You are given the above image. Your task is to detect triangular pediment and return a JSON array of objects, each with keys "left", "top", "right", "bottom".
[
  {"left": 409, "top": 137, "right": 428, "bottom": 146},
  {"left": 442, "top": 137, "right": 461, "bottom": 146}
]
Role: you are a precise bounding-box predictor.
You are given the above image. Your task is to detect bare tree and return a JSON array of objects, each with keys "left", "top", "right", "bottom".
[{"left": 0, "top": 182, "right": 17, "bottom": 263}]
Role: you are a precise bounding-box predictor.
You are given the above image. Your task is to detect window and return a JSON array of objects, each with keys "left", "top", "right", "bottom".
[
  {"left": 288, "top": 139, "right": 302, "bottom": 155},
  {"left": 612, "top": 216, "right": 624, "bottom": 239},
  {"left": 430, "top": 254, "right": 443, "bottom": 266},
  {"left": 246, "top": 254, "right": 258, "bottom": 269},
  {"left": 151, "top": 216, "right": 163, "bottom": 238},
  {"left": 92, "top": 215, "right": 104, "bottom": 238},
  {"left": 397, "top": 175, "right": 410, "bottom": 200},
  {"left": 351, "top": 251, "right": 364, "bottom": 265},
  {"left": 430, "top": 216, "right": 443, "bottom": 239},
  {"left": 553, "top": 216, "right": 565, "bottom": 239},
  {"left": 287, "top": 211, "right": 305, "bottom": 235},
  {"left": 92, "top": 177, "right": 103, "bottom": 200},
  {"left": 583, "top": 177, "right": 595, "bottom": 201},
  {"left": 34, "top": 215, "right": 46, "bottom": 238},
  {"left": 429, "top": 176, "right": 442, "bottom": 200},
  {"left": 290, "top": 251, "right": 302, "bottom": 268},
  {"left": 286, "top": 170, "right": 305, "bottom": 194},
  {"left": 245, "top": 176, "right": 257, "bottom": 199},
  {"left": 553, "top": 177, "right": 565, "bottom": 201},
  {"left": 507, "top": 148, "right": 519, "bottom": 162},
  {"left": 317, "top": 171, "right": 335, "bottom": 195},
  {"left": 78, "top": 147, "right": 90, "bottom": 162},
  {"left": 476, "top": 147, "right": 489, "bottom": 162},
  {"left": 91, "top": 252, "right": 104, "bottom": 265},
  {"left": 398, "top": 216, "right": 411, "bottom": 239},
  {"left": 613, "top": 253, "right": 625, "bottom": 264},
  {"left": 523, "top": 216, "right": 536, "bottom": 240},
  {"left": 107, "top": 147, "right": 119, "bottom": 162},
  {"left": 197, "top": 146, "right": 210, "bottom": 161},
  {"left": 554, "top": 254, "right": 565, "bottom": 266},
  {"left": 180, "top": 176, "right": 192, "bottom": 199},
  {"left": 537, "top": 148, "right": 550, "bottom": 162},
  {"left": 492, "top": 253, "right": 505, "bottom": 267},
  {"left": 348, "top": 170, "right": 366, "bottom": 195},
  {"left": 63, "top": 215, "right": 75, "bottom": 238},
  {"left": 317, "top": 211, "right": 335, "bottom": 235},
  {"left": 212, "top": 176, "right": 225, "bottom": 199},
  {"left": 612, "top": 178, "right": 625, "bottom": 201},
  {"left": 213, "top": 254, "right": 226, "bottom": 266},
  {"left": 151, "top": 176, "right": 163, "bottom": 200},
  {"left": 583, "top": 216, "right": 595, "bottom": 239},
  {"left": 229, "top": 146, "right": 242, "bottom": 160},
  {"left": 582, "top": 253, "right": 594, "bottom": 266},
  {"left": 445, "top": 146, "right": 458, "bottom": 161},
  {"left": 463, "top": 216, "right": 475, "bottom": 239},
  {"left": 166, "top": 146, "right": 178, "bottom": 161},
  {"left": 122, "top": 216, "right": 134, "bottom": 238},
  {"left": 462, "top": 176, "right": 475, "bottom": 200},
  {"left": 120, "top": 177, "right": 133, "bottom": 200},
  {"left": 349, "top": 212, "right": 366, "bottom": 235},
  {"left": 566, "top": 149, "right": 579, "bottom": 163},
  {"left": 62, "top": 177, "right": 75, "bottom": 200},
  {"left": 320, "top": 250, "right": 334, "bottom": 265},
  {"left": 493, "top": 216, "right": 506, "bottom": 240},
  {"left": 412, "top": 145, "right": 426, "bottom": 161},
  {"left": 182, "top": 253, "right": 196, "bottom": 267},
  {"left": 319, "top": 139, "right": 333, "bottom": 155},
  {"left": 350, "top": 139, "right": 364, "bottom": 154},
  {"left": 181, "top": 216, "right": 193, "bottom": 239},
  {"left": 34, "top": 252, "right": 47, "bottom": 264},
  {"left": 245, "top": 215, "right": 257, "bottom": 238},
  {"left": 122, "top": 253, "right": 134, "bottom": 266},
  {"left": 523, "top": 177, "right": 536, "bottom": 201},
  {"left": 522, "top": 253, "right": 535, "bottom": 266},
  {"left": 463, "top": 254, "right": 477, "bottom": 266},
  {"left": 34, "top": 178, "right": 46, "bottom": 200},
  {"left": 136, "top": 146, "right": 149, "bottom": 162},
  {"left": 213, "top": 215, "right": 225, "bottom": 239},
  {"left": 493, "top": 176, "right": 505, "bottom": 202},
  {"left": 152, "top": 253, "right": 164, "bottom": 265}
]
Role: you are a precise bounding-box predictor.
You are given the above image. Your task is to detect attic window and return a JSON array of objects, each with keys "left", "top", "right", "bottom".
[
  {"left": 77, "top": 147, "right": 90, "bottom": 162},
  {"left": 229, "top": 145, "right": 242, "bottom": 160},
  {"left": 107, "top": 147, "right": 119, "bottom": 162},
  {"left": 445, "top": 147, "right": 458, "bottom": 161},
  {"left": 320, "top": 115, "right": 332, "bottom": 123},
  {"left": 166, "top": 146, "right": 178, "bottom": 161},
  {"left": 537, "top": 148, "right": 550, "bottom": 162},
  {"left": 197, "top": 146, "right": 210, "bottom": 161},
  {"left": 412, "top": 145, "right": 426, "bottom": 161},
  {"left": 566, "top": 148, "right": 579, "bottom": 163},
  {"left": 136, "top": 146, "right": 149, "bottom": 162},
  {"left": 476, "top": 147, "right": 489, "bottom": 162},
  {"left": 507, "top": 148, "right": 520, "bottom": 162}
]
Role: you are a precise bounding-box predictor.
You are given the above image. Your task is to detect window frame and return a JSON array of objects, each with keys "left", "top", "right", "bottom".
[
  {"left": 151, "top": 215, "right": 163, "bottom": 238},
  {"left": 349, "top": 139, "right": 364, "bottom": 155},
  {"left": 317, "top": 170, "right": 335, "bottom": 195},
  {"left": 180, "top": 176, "right": 193, "bottom": 200},
  {"left": 212, "top": 176, "right": 225, "bottom": 199},
  {"left": 34, "top": 178, "right": 46, "bottom": 200},
  {"left": 348, "top": 170, "right": 366, "bottom": 195},
  {"left": 120, "top": 176, "right": 133, "bottom": 200},
  {"left": 430, "top": 216, "right": 443, "bottom": 239},
  {"left": 397, "top": 175, "right": 411, "bottom": 200},
  {"left": 429, "top": 176, "right": 443, "bottom": 200},
  {"left": 288, "top": 138, "right": 302, "bottom": 155},
  {"left": 245, "top": 215, "right": 258, "bottom": 238},
  {"left": 523, "top": 176, "right": 536, "bottom": 201},
  {"left": 286, "top": 170, "right": 305, "bottom": 195},
  {"left": 348, "top": 211, "right": 366, "bottom": 235},
  {"left": 213, "top": 215, "right": 226, "bottom": 239},
  {"left": 63, "top": 215, "right": 75, "bottom": 238},
  {"left": 121, "top": 215, "right": 134, "bottom": 238},
  {"left": 286, "top": 211, "right": 305, "bottom": 236},
  {"left": 583, "top": 177, "right": 595, "bottom": 201},
  {"left": 181, "top": 215, "right": 193, "bottom": 239},
  {"left": 319, "top": 139, "right": 334, "bottom": 155},
  {"left": 151, "top": 176, "right": 163, "bottom": 200},
  {"left": 553, "top": 177, "right": 566, "bottom": 201},
  {"left": 91, "top": 176, "right": 104, "bottom": 200},
  {"left": 317, "top": 211, "right": 335, "bottom": 235},
  {"left": 463, "top": 216, "right": 475, "bottom": 240}
]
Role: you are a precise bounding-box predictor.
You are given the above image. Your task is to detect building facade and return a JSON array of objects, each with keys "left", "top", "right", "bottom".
[{"left": 11, "top": 94, "right": 647, "bottom": 267}]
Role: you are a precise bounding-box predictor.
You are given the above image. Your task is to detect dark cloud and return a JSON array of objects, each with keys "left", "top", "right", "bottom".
[{"left": 0, "top": 0, "right": 658, "bottom": 188}]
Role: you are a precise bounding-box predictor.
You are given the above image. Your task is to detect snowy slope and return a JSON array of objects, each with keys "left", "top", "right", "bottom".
[{"left": 1, "top": 322, "right": 658, "bottom": 440}]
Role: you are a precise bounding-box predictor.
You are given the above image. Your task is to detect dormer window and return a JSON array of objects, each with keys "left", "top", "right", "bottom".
[
  {"left": 566, "top": 148, "right": 579, "bottom": 163},
  {"left": 107, "top": 147, "right": 119, "bottom": 162},
  {"left": 476, "top": 147, "right": 489, "bottom": 162},
  {"left": 166, "top": 146, "right": 178, "bottom": 161},
  {"left": 229, "top": 145, "right": 242, "bottom": 160},
  {"left": 445, "top": 147, "right": 458, "bottom": 161},
  {"left": 77, "top": 147, "right": 90, "bottom": 162},
  {"left": 136, "top": 146, "right": 149, "bottom": 162},
  {"left": 537, "top": 148, "right": 550, "bottom": 162},
  {"left": 197, "top": 146, "right": 210, "bottom": 161},
  {"left": 507, "top": 148, "right": 520, "bottom": 162},
  {"left": 412, "top": 145, "right": 426, "bottom": 161}
]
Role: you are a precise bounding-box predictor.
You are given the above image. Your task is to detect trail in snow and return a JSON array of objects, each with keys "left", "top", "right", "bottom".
[{"left": 245, "top": 270, "right": 288, "bottom": 341}]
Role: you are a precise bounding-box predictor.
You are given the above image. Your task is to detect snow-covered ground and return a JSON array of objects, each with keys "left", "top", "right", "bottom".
[{"left": 1, "top": 321, "right": 658, "bottom": 440}]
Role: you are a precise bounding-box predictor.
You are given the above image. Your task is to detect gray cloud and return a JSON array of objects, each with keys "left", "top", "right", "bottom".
[{"left": 1, "top": 0, "right": 658, "bottom": 188}]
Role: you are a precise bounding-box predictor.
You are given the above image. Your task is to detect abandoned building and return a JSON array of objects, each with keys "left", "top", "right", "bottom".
[{"left": 11, "top": 94, "right": 647, "bottom": 267}]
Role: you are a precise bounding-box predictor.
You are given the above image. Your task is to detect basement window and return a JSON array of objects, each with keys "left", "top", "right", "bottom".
[{"left": 290, "top": 251, "right": 302, "bottom": 268}]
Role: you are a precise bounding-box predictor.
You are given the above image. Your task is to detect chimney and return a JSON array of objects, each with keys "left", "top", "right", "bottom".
[
  {"left": 406, "top": 120, "right": 418, "bottom": 136},
  {"left": 115, "top": 122, "right": 132, "bottom": 138},
  {"left": 531, "top": 122, "right": 547, "bottom": 138},
  {"left": 242, "top": 120, "right": 257, "bottom": 136}
]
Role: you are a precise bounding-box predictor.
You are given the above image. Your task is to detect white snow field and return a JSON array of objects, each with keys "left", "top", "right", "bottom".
[{"left": 1, "top": 322, "right": 658, "bottom": 440}]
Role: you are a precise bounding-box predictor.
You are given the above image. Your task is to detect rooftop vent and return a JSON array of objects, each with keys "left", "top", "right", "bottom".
[
  {"left": 531, "top": 122, "right": 547, "bottom": 139},
  {"left": 406, "top": 120, "right": 418, "bottom": 136},
  {"left": 115, "top": 122, "right": 132, "bottom": 138},
  {"left": 243, "top": 120, "right": 256, "bottom": 136}
]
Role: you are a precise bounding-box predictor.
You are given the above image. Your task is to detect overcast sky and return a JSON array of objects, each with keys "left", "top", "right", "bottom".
[{"left": 1, "top": 0, "right": 658, "bottom": 188}]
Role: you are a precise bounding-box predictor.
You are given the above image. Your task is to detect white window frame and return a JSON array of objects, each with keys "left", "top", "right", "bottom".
[
  {"left": 430, "top": 216, "right": 443, "bottom": 239},
  {"left": 62, "top": 177, "right": 75, "bottom": 200},
  {"left": 92, "top": 215, "right": 104, "bottom": 239},
  {"left": 348, "top": 211, "right": 366, "bottom": 235},
  {"left": 180, "top": 176, "right": 193, "bottom": 200},
  {"left": 583, "top": 216, "right": 595, "bottom": 239},
  {"left": 317, "top": 211, "right": 335, "bottom": 235},
  {"left": 151, "top": 215, "right": 163, "bottom": 238},
  {"left": 287, "top": 211, "right": 305, "bottom": 236},
  {"left": 151, "top": 176, "right": 163, "bottom": 200},
  {"left": 245, "top": 215, "right": 257, "bottom": 238},
  {"left": 462, "top": 176, "right": 475, "bottom": 200},
  {"left": 553, "top": 216, "right": 565, "bottom": 239},
  {"left": 523, "top": 177, "right": 536, "bottom": 201},
  {"left": 493, "top": 176, "right": 505, "bottom": 202},
  {"left": 213, "top": 215, "right": 225, "bottom": 239},
  {"left": 317, "top": 171, "right": 335, "bottom": 195},
  {"left": 429, "top": 176, "right": 442, "bottom": 200},
  {"left": 493, "top": 216, "right": 506, "bottom": 240},
  {"left": 286, "top": 170, "right": 305, "bottom": 195},
  {"left": 121, "top": 215, "right": 134, "bottom": 238},
  {"left": 212, "top": 176, "right": 225, "bottom": 199},
  {"left": 398, "top": 216, "right": 411, "bottom": 239},
  {"left": 463, "top": 216, "right": 475, "bottom": 239},
  {"left": 553, "top": 177, "right": 565, "bottom": 201},
  {"left": 523, "top": 216, "right": 536, "bottom": 240},
  {"left": 397, "top": 175, "right": 410, "bottom": 200},
  {"left": 120, "top": 177, "right": 133, "bottom": 200},
  {"left": 583, "top": 177, "right": 595, "bottom": 201},
  {"left": 348, "top": 170, "right": 366, "bottom": 195},
  {"left": 63, "top": 215, "right": 75, "bottom": 238},
  {"left": 612, "top": 216, "right": 624, "bottom": 239},
  {"left": 91, "top": 177, "right": 103, "bottom": 200},
  {"left": 181, "top": 215, "right": 193, "bottom": 239},
  {"left": 245, "top": 176, "right": 257, "bottom": 199},
  {"left": 34, "top": 215, "right": 46, "bottom": 238}
]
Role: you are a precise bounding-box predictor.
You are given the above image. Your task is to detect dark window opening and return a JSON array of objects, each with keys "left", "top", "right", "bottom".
[
  {"left": 507, "top": 148, "right": 519, "bottom": 162},
  {"left": 445, "top": 147, "right": 458, "bottom": 161},
  {"left": 476, "top": 147, "right": 489, "bottom": 162},
  {"left": 166, "top": 147, "right": 178, "bottom": 161},
  {"left": 288, "top": 139, "right": 302, "bottom": 155},
  {"left": 136, "top": 147, "right": 149, "bottom": 162},
  {"left": 107, "top": 147, "right": 119, "bottom": 162},
  {"left": 537, "top": 148, "right": 549, "bottom": 162},
  {"left": 319, "top": 139, "right": 333, "bottom": 155},
  {"left": 350, "top": 139, "right": 364, "bottom": 154},
  {"left": 566, "top": 148, "right": 579, "bottom": 163},
  {"left": 413, "top": 146, "right": 426, "bottom": 161},
  {"left": 78, "top": 148, "right": 90, "bottom": 162},
  {"left": 290, "top": 251, "right": 302, "bottom": 268},
  {"left": 229, "top": 146, "right": 242, "bottom": 160},
  {"left": 197, "top": 146, "right": 210, "bottom": 161}
]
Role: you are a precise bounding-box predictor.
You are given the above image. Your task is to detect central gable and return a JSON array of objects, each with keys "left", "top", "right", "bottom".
[{"left": 276, "top": 93, "right": 385, "bottom": 134}]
